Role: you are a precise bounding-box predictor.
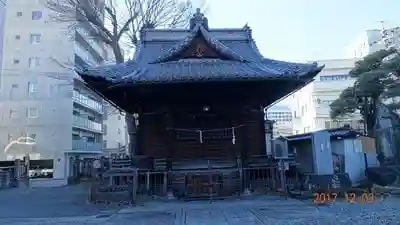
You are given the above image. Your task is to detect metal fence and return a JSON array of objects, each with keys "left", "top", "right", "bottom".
[
  {"left": 70, "top": 154, "right": 132, "bottom": 182},
  {"left": 0, "top": 159, "right": 29, "bottom": 189}
]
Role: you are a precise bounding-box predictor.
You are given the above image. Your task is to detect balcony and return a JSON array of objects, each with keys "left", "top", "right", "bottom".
[
  {"left": 73, "top": 90, "right": 103, "bottom": 114},
  {"left": 76, "top": 27, "right": 106, "bottom": 59},
  {"left": 72, "top": 140, "right": 102, "bottom": 152},
  {"left": 73, "top": 115, "right": 102, "bottom": 133},
  {"left": 313, "top": 80, "right": 355, "bottom": 93},
  {"left": 75, "top": 45, "right": 97, "bottom": 67}
]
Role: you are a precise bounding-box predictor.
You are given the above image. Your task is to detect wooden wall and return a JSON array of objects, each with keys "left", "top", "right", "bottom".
[{"left": 138, "top": 104, "right": 266, "bottom": 160}]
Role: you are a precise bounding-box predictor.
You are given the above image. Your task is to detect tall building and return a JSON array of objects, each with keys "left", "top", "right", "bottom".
[
  {"left": 0, "top": 0, "right": 125, "bottom": 182},
  {"left": 291, "top": 58, "right": 363, "bottom": 134},
  {"left": 0, "top": 0, "right": 6, "bottom": 70},
  {"left": 348, "top": 27, "right": 400, "bottom": 58},
  {"left": 102, "top": 104, "right": 128, "bottom": 156},
  {"left": 265, "top": 105, "right": 293, "bottom": 138},
  {"left": 348, "top": 29, "right": 383, "bottom": 58}
]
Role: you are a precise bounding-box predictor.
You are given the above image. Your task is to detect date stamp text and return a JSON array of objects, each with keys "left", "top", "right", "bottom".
[{"left": 313, "top": 192, "right": 375, "bottom": 204}]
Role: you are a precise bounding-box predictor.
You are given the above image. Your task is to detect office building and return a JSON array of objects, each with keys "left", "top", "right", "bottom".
[
  {"left": 291, "top": 58, "right": 363, "bottom": 134},
  {"left": 265, "top": 105, "right": 293, "bottom": 138}
]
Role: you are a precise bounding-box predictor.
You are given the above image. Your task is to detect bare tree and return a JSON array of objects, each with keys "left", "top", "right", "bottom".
[
  {"left": 43, "top": 0, "right": 197, "bottom": 63},
  {"left": 43, "top": 0, "right": 200, "bottom": 155}
]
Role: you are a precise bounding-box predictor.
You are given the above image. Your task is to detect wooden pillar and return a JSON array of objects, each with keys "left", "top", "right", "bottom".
[
  {"left": 165, "top": 110, "right": 174, "bottom": 170},
  {"left": 131, "top": 170, "right": 138, "bottom": 202},
  {"left": 163, "top": 171, "right": 168, "bottom": 195},
  {"left": 241, "top": 109, "right": 250, "bottom": 168},
  {"left": 146, "top": 171, "right": 151, "bottom": 195}
]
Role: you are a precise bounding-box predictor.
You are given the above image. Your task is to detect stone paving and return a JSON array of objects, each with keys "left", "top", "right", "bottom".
[
  {"left": 0, "top": 185, "right": 399, "bottom": 225},
  {"left": 2, "top": 196, "right": 400, "bottom": 224}
]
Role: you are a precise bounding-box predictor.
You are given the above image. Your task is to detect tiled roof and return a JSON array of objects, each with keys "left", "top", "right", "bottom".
[
  {"left": 152, "top": 24, "right": 246, "bottom": 63},
  {"left": 84, "top": 60, "right": 321, "bottom": 86},
  {"left": 78, "top": 16, "right": 323, "bottom": 86}
]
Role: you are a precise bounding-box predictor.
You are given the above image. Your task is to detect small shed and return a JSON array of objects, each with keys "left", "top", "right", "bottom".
[{"left": 285, "top": 127, "right": 376, "bottom": 185}]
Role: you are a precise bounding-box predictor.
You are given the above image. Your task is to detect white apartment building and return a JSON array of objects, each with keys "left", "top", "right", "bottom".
[
  {"left": 291, "top": 58, "right": 363, "bottom": 135},
  {"left": 102, "top": 105, "right": 128, "bottom": 156},
  {"left": 349, "top": 29, "right": 383, "bottom": 58},
  {"left": 265, "top": 105, "right": 293, "bottom": 138},
  {"left": 349, "top": 27, "right": 400, "bottom": 59},
  {"left": 0, "top": 0, "right": 125, "bottom": 182},
  {"left": 0, "top": 0, "right": 5, "bottom": 68}
]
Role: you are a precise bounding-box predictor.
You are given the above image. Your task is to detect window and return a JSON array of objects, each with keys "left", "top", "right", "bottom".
[
  {"left": 9, "top": 109, "right": 17, "bottom": 118},
  {"left": 117, "top": 115, "right": 121, "bottom": 120},
  {"left": 117, "top": 128, "right": 121, "bottom": 134},
  {"left": 32, "top": 11, "right": 42, "bottom": 20},
  {"left": 102, "top": 124, "right": 107, "bottom": 135},
  {"left": 28, "top": 57, "right": 40, "bottom": 68},
  {"left": 102, "top": 140, "right": 107, "bottom": 149},
  {"left": 13, "top": 59, "right": 20, "bottom": 64},
  {"left": 324, "top": 121, "right": 331, "bottom": 129},
  {"left": 303, "top": 126, "right": 310, "bottom": 133},
  {"left": 7, "top": 134, "right": 12, "bottom": 143},
  {"left": 28, "top": 82, "right": 37, "bottom": 96},
  {"left": 30, "top": 34, "right": 41, "bottom": 44},
  {"left": 10, "top": 84, "right": 18, "bottom": 99},
  {"left": 16, "top": 12, "right": 22, "bottom": 17},
  {"left": 27, "top": 107, "right": 38, "bottom": 118},
  {"left": 320, "top": 75, "right": 352, "bottom": 82},
  {"left": 15, "top": 35, "right": 20, "bottom": 40}
]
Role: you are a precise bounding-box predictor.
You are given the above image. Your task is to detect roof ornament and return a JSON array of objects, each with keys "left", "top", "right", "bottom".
[
  {"left": 243, "top": 22, "right": 253, "bottom": 38},
  {"left": 190, "top": 8, "right": 209, "bottom": 30}
]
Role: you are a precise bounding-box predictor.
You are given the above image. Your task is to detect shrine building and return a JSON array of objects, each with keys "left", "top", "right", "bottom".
[{"left": 78, "top": 9, "right": 323, "bottom": 198}]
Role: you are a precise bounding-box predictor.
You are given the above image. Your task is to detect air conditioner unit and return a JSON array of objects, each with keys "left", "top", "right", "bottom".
[{"left": 272, "top": 137, "right": 289, "bottom": 159}]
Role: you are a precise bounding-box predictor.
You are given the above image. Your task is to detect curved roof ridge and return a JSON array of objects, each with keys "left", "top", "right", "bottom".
[{"left": 151, "top": 24, "right": 247, "bottom": 64}]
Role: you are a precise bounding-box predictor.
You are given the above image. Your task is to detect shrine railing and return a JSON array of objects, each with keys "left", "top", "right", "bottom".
[{"left": 89, "top": 166, "right": 292, "bottom": 203}]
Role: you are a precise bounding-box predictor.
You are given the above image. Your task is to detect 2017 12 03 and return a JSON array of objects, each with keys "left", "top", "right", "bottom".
[{"left": 313, "top": 192, "right": 375, "bottom": 204}]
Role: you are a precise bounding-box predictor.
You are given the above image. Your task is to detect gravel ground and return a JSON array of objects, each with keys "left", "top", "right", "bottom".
[
  {"left": 0, "top": 184, "right": 122, "bottom": 218},
  {"left": 0, "top": 186, "right": 399, "bottom": 224}
]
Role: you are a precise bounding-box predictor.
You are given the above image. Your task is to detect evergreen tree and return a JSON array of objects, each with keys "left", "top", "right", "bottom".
[{"left": 329, "top": 49, "right": 398, "bottom": 135}]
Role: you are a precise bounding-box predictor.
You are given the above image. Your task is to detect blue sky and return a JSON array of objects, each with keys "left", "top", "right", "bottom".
[{"left": 204, "top": 0, "right": 400, "bottom": 62}]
